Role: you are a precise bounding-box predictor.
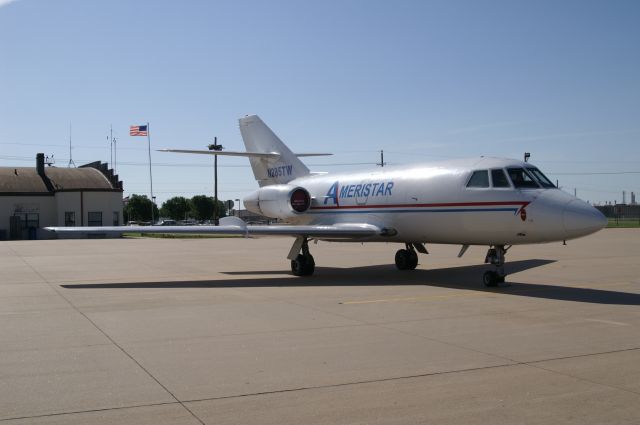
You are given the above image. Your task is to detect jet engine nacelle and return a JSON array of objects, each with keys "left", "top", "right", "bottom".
[{"left": 243, "top": 185, "right": 311, "bottom": 219}]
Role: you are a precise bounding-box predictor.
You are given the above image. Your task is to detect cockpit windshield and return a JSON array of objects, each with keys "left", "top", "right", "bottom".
[
  {"left": 526, "top": 167, "right": 556, "bottom": 188},
  {"left": 506, "top": 168, "right": 540, "bottom": 189}
]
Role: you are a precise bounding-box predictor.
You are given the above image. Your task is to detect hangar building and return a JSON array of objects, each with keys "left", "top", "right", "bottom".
[{"left": 0, "top": 153, "right": 123, "bottom": 240}]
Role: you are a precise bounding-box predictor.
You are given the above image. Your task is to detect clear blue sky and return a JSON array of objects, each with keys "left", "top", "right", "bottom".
[{"left": 1, "top": 0, "right": 639, "bottom": 207}]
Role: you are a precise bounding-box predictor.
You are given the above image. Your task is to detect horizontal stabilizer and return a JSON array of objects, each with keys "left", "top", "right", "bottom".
[
  {"left": 158, "top": 149, "right": 280, "bottom": 159},
  {"left": 158, "top": 149, "right": 331, "bottom": 158},
  {"left": 293, "top": 153, "right": 333, "bottom": 157}
]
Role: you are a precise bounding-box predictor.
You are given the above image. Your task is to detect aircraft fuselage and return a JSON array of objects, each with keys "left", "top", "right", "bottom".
[{"left": 247, "top": 156, "right": 606, "bottom": 246}]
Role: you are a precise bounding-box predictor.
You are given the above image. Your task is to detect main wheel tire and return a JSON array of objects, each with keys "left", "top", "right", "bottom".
[
  {"left": 395, "top": 249, "right": 415, "bottom": 270},
  {"left": 303, "top": 254, "right": 315, "bottom": 276},
  {"left": 291, "top": 254, "right": 315, "bottom": 276},
  {"left": 291, "top": 256, "right": 305, "bottom": 276},
  {"left": 407, "top": 250, "right": 418, "bottom": 270},
  {"left": 483, "top": 271, "right": 498, "bottom": 287}
]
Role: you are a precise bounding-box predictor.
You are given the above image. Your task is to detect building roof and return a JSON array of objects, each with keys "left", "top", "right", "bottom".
[
  {"left": 0, "top": 156, "right": 122, "bottom": 195},
  {"left": 0, "top": 167, "right": 50, "bottom": 193},
  {"left": 45, "top": 167, "right": 115, "bottom": 191}
]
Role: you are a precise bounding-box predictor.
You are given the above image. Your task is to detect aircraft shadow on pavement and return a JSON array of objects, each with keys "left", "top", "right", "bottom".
[{"left": 61, "top": 259, "right": 640, "bottom": 306}]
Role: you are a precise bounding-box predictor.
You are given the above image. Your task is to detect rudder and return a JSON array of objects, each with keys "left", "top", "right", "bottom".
[{"left": 239, "top": 115, "right": 310, "bottom": 186}]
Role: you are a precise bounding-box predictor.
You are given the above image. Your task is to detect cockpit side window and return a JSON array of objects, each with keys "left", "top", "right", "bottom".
[
  {"left": 527, "top": 167, "right": 556, "bottom": 188},
  {"left": 467, "top": 170, "right": 490, "bottom": 188},
  {"left": 507, "top": 168, "right": 540, "bottom": 189},
  {"left": 491, "top": 169, "right": 511, "bottom": 188}
]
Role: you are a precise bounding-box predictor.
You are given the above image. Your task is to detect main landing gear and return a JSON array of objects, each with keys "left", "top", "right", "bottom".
[
  {"left": 290, "top": 238, "right": 315, "bottom": 276},
  {"left": 483, "top": 245, "right": 510, "bottom": 287},
  {"left": 395, "top": 244, "right": 419, "bottom": 270}
]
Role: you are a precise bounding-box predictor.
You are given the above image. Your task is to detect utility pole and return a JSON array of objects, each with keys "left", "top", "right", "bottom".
[
  {"left": 377, "top": 150, "right": 386, "bottom": 167},
  {"left": 208, "top": 137, "right": 223, "bottom": 225}
]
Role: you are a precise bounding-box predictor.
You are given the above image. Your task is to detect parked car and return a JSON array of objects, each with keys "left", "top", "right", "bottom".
[{"left": 156, "top": 219, "right": 177, "bottom": 226}]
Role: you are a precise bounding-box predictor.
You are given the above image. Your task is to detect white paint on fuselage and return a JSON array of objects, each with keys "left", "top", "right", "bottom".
[{"left": 257, "top": 157, "right": 605, "bottom": 245}]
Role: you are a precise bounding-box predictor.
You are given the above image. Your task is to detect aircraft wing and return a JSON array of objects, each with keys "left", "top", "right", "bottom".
[{"left": 44, "top": 220, "right": 383, "bottom": 240}]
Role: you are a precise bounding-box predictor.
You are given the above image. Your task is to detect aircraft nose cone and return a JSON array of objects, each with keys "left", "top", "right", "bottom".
[{"left": 563, "top": 200, "right": 607, "bottom": 238}]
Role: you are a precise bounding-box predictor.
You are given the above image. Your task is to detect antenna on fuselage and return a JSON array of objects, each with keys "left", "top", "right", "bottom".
[{"left": 524, "top": 152, "right": 530, "bottom": 163}]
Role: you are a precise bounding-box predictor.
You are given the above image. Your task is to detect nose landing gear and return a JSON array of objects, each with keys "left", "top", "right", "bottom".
[
  {"left": 395, "top": 244, "right": 419, "bottom": 270},
  {"left": 483, "top": 245, "right": 510, "bottom": 287}
]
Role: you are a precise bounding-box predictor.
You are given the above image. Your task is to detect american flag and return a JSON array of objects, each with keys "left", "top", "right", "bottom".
[{"left": 129, "top": 125, "right": 148, "bottom": 136}]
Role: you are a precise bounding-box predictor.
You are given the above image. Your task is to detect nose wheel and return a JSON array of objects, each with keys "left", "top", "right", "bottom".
[
  {"left": 483, "top": 245, "right": 509, "bottom": 286},
  {"left": 482, "top": 270, "right": 504, "bottom": 286},
  {"left": 395, "top": 244, "right": 419, "bottom": 270}
]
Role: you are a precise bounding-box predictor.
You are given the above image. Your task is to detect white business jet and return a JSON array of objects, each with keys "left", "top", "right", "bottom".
[{"left": 46, "top": 115, "right": 607, "bottom": 286}]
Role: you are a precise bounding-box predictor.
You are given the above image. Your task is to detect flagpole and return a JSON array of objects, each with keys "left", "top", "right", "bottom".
[{"left": 147, "top": 122, "right": 155, "bottom": 224}]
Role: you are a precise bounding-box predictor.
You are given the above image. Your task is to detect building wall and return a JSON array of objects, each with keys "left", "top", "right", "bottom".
[
  {"left": 80, "top": 191, "right": 123, "bottom": 227},
  {"left": 54, "top": 192, "right": 122, "bottom": 225},
  {"left": 0, "top": 195, "right": 56, "bottom": 240},
  {"left": 55, "top": 192, "right": 82, "bottom": 226},
  {"left": 0, "top": 191, "right": 123, "bottom": 240},
  {"left": 52, "top": 191, "right": 123, "bottom": 239}
]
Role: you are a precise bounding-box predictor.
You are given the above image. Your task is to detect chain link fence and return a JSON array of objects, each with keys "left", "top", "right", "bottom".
[{"left": 595, "top": 205, "right": 640, "bottom": 227}]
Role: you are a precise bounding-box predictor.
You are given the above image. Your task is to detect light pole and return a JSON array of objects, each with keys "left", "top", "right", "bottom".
[{"left": 208, "top": 137, "right": 223, "bottom": 225}]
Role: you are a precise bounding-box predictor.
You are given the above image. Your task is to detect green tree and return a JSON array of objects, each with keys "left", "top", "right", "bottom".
[
  {"left": 123, "top": 194, "right": 159, "bottom": 223},
  {"left": 189, "top": 195, "right": 228, "bottom": 221},
  {"left": 215, "top": 199, "right": 228, "bottom": 219},
  {"left": 190, "top": 195, "right": 214, "bottom": 221},
  {"left": 160, "top": 196, "right": 190, "bottom": 220}
]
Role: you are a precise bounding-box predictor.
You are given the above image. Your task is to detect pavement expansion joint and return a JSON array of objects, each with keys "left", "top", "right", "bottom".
[
  {"left": 180, "top": 345, "right": 640, "bottom": 404},
  {"left": 0, "top": 402, "right": 182, "bottom": 423},
  {"left": 523, "top": 349, "right": 640, "bottom": 397}
]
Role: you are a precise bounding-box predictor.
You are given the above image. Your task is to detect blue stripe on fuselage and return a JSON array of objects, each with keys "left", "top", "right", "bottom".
[{"left": 307, "top": 207, "right": 519, "bottom": 214}]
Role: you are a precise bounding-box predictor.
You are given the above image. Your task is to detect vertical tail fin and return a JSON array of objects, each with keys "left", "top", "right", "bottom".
[{"left": 239, "top": 115, "right": 310, "bottom": 186}]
